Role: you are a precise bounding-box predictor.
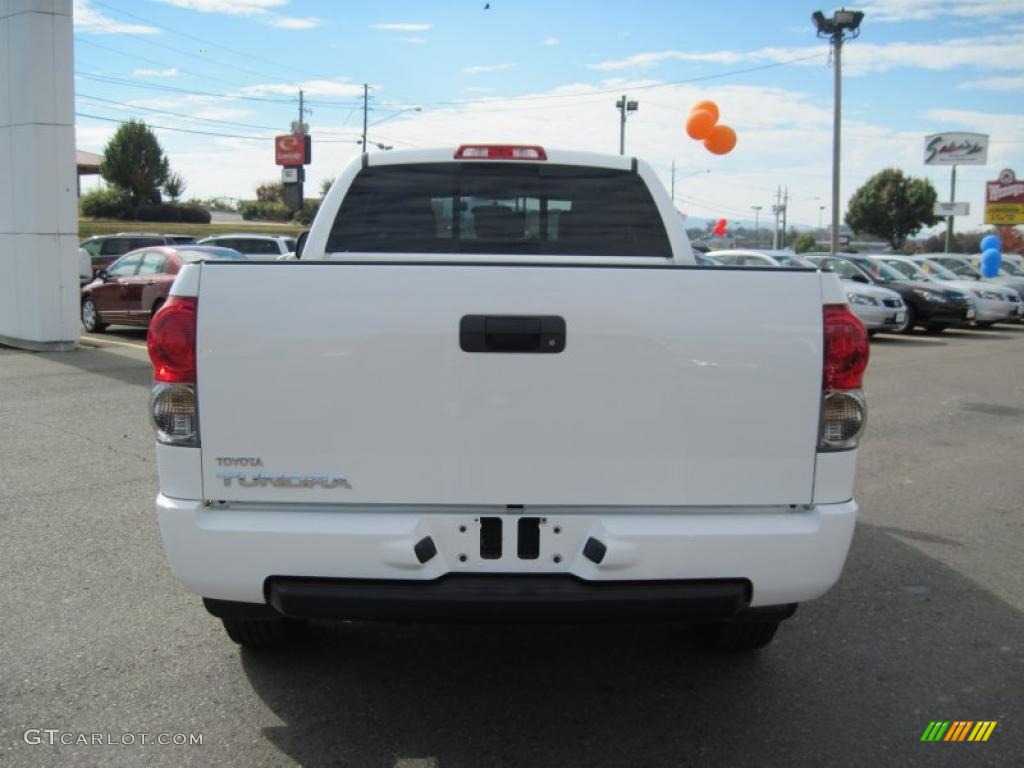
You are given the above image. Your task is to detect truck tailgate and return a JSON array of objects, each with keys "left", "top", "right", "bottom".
[{"left": 196, "top": 263, "right": 824, "bottom": 507}]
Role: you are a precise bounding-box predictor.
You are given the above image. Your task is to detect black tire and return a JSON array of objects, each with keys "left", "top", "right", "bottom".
[
  {"left": 221, "top": 617, "right": 300, "bottom": 650},
  {"left": 698, "top": 620, "right": 780, "bottom": 652},
  {"left": 867, "top": 330, "right": 877, "bottom": 338},
  {"left": 924, "top": 323, "right": 948, "bottom": 334},
  {"left": 974, "top": 321, "right": 995, "bottom": 329},
  {"left": 81, "top": 297, "right": 107, "bottom": 333},
  {"left": 896, "top": 304, "right": 915, "bottom": 334}
]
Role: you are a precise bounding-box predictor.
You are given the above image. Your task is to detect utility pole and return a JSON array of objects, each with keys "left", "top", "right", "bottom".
[
  {"left": 615, "top": 94, "right": 638, "bottom": 155},
  {"left": 780, "top": 186, "right": 789, "bottom": 249},
  {"left": 361, "top": 83, "right": 369, "bottom": 152},
  {"left": 772, "top": 187, "right": 782, "bottom": 249},
  {"left": 945, "top": 165, "right": 957, "bottom": 252},
  {"left": 751, "top": 205, "right": 762, "bottom": 248},
  {"left": 813, "top": 9, "right": 865, "bottom": 255}
]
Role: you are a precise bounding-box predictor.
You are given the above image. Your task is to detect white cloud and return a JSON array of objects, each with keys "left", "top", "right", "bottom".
[
  {"left": 194, "top": 107, "right": 251, "bottom": 121},
  {"left": 859, "top": 0, "right": 1024, "bottom": 22},
  {"left": 133, "top": 68, "right": 178, "bottom": 77},
  {"left": 398, "top": 37, "right": 428, "bottom": 44},
  {"left": 271, "top": 17, "right": 322, "bottom": 29},
  {"left": 589, "top": 33, "right": 1024, "bottom": 76},
  {"left": 543, "top": 37, "right": 559, "bottom": 46},
  {"left": 957, "top": 75, "right": 1024, "bottom": 91},
  {"left": 74, "top": 0, "right": 159, "bottom": 34},
  {"left": 371, "top": 23, "right": 431, "bottom": 31},
  {"left": 242, "top": 79, "right": 364, "bottom": 96},
  {"left": 461, "top": 87, "right": 496, "bottom": 94},
  {"left": 464, "top": 62, "right": 516, "bottom": 75},
  {"left": 155, "top": 0, "right": 287, "bottom": 14}
]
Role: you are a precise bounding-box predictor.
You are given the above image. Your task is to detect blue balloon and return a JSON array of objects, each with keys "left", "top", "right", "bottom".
[
  {"left": 980, "top": 234, "right": 1001, "bottom": 252},
  {"left": 980, "top": 248, "right": 1002, "bottom": 278}
]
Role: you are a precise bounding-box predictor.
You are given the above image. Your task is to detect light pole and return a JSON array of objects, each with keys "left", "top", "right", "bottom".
[
  {"left": 615, "top": 95, "right": 638, "bottom": 155},
  {"left": 751, "top": 206, "right": 762, "bottom": 247},
  {"left": 819, "top": 204, "right": 825, "bottom": 231},
  {"left": 813, "top": 8, "right": 864, "bottom": 255}
]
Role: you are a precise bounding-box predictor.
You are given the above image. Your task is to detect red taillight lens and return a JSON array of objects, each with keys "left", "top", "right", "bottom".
[
  {"left": 823, "top": 304, "right": 869, "bottom": 390},
  {"left": 454, "top": 144, "right": 547, "bottom": 160},
  {"left": 148, "top": 296, "right": 197, "bottom": 383}
]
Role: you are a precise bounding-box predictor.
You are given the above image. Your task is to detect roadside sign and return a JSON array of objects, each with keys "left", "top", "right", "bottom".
[
  {"left": 934, "top": 202, "right": 969, "bottom": 217},
  {"left": 275, "top": 134, "right": 311, "bottom": 165},
  {"left": 985, "top": 169, "right": 1024, "bottom": 225},
  {"left": 924, "top": 132, "right": 988, "bottom": 166},
  {"left": 281, "top": 167, "right": 299, "bottom": 183}
]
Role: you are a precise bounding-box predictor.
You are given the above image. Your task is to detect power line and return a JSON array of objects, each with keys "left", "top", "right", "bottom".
[
  {"left": 76, "top": 38, "right": 255, "bottom": 92},
  {"left": 75, "top": 111, "right": 365, "bottom": 143},
  {"left": 90, "top": 0, "right": 342, "bottom": 82},
  {"left": 78, "top": 93, "right": 284, "bottom": 132}
]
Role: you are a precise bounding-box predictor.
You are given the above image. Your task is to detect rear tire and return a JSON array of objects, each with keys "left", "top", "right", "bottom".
[
  {"left": 81, "top": 297, "right": 106, "bottom": 333},
  {"left": 698, "top": 620, "right": 781, "bottom": 652},
  {"left": 924, "top": 323, "right": 947, "bottom": 334},
  {"left": 221, "top": 617, "right": 301, "bottom": 650},
  {"left": 974, "top": 321, "right": 995, "bottom": 329}
]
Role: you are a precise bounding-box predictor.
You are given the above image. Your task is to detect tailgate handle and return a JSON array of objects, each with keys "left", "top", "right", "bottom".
[{"left": 460, "top": 315, "right": 565, "bottom": 353}]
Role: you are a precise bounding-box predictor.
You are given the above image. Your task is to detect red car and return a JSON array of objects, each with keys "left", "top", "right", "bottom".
[{"left": 80, "top": 245, "right": 245, "bottom": 332}]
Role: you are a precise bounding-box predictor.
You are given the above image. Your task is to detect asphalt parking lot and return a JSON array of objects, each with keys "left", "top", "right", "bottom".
[{"left": 2, "top": 325, "right": 1023, "bottom": 767}]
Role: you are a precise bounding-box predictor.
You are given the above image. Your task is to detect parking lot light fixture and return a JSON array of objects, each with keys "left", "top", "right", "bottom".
[{"left": 813, "top": 8, "right": 864, "bottom": 255}]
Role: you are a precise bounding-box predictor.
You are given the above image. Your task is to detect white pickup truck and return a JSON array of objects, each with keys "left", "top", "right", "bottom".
[{"left": 148, "top": 145, "right": 869, "bottom": 652}]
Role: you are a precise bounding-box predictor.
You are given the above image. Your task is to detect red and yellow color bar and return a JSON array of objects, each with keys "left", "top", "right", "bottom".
[{"left": 920, "top": 721, "right": 997, "bottom": 742}]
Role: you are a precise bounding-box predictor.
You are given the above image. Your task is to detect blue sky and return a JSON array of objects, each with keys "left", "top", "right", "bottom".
[{"left": 74, "top": 0, "right": 1024, "bottom": 231}]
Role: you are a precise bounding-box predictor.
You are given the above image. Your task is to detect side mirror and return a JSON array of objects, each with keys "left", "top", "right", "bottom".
[
  {"left": 295, "top": 230, "right": 309, "bottom": 260},
  {"left": 850, "top": 273, "right": 869, "bottom": 284},
  {"left": 97, "top": 269, "right": 109, "bottom": 281}
]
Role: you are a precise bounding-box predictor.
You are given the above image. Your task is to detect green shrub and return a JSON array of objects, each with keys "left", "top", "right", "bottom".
[
  {"left": 133, "top": 204, "right": 211, "bottom": 223},
  {"left": 80, "top": 187, "right": 132, "bottom": 219},
  {"left": 292, "top": 200, "right": 320, "bottom": 225},
  {"left": 240, "top": 200, "right": 291, "bottom": 221}
]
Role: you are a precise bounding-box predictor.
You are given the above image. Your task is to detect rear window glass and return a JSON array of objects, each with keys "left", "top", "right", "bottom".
[
  {"left": 232, "top": 239, "right": 282, "bottom": 255},
  {"left": 327, "top": 162, "right": 671, "bottom": 257},
  {"left": 178, "top": 248, "right": 248, "bottom": 262}
]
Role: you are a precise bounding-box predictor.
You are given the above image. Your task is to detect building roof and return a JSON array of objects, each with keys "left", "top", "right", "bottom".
[{"left": 76, "top": 150, "right": 101, "bottom": 174}]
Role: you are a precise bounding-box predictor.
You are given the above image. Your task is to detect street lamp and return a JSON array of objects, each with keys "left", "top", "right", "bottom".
[
  {"left": 615, "top": 95, "right": 638, "bottom": 155},
  {"left": 819, "top": 204, "right": 825, "bottom": 231},
  {"left": 751, "top": 205, "right": 762, "bottom": 247},
  {"left": 813, "top": 8, "right": 864, "bottom": 255}
]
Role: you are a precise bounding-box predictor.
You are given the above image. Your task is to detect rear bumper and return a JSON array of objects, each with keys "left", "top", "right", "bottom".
[
  {"left": 204, "top": 577, "right": 801, "bottom": 623},
  {"left": 156, "top": 496, "right": 858, "bottom": 611}
]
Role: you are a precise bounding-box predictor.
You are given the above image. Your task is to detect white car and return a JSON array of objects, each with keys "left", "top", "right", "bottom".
[
  {"left": 708, "top": 249, "right": 811, "bottom": 268},
  {"left": 149, "top": 144, "right": 868, "bottom": 652},
  {"left": 196, "top": 234, "right": 296, "bottom": 259},
  {"left": 805, "top": 255, "right": 908, "bottom": 334},
  {"left": 913, "top": 255, "right": 1023, "bottom": 322},
  {"left": 78, "top": 247, "right": 93, "bottom": 286},
  {"left": 879, "top": 256, "right": 1018, "bottom": 327}
]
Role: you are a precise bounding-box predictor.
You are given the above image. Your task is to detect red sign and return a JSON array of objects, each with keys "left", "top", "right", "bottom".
[{"left": 275, "top": 134, "right": 307, "bottom": 166}]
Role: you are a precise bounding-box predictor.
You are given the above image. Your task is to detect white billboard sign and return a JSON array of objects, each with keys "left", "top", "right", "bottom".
[
  {"left": 924, "top": 133, "right": 988, "bottom": 166},
  {"left": 934, "top": 202, "right": 969, "bottom": 217}
]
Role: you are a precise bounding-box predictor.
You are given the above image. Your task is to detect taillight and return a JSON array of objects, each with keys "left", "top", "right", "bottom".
[
  {"left": 820, "top": 304, "right": 869, "bottom": 451},
  {"left": 148, "top": 296, "right": 197, "bottom": 383},
  {"left": 454, "top": 144, "right": 547, "bottom": 160},
  {"left": 147, "top": 296, "right": 198, "bottom": 446}
]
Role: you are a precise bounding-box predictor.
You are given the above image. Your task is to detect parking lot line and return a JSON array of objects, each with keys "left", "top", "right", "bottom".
[{"left": 80, "top": 335, "right": 148, "bottom": 351}]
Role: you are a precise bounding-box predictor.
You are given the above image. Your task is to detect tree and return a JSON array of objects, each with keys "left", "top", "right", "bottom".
[
  {"left": 255, "top": 181, "right": 284, "bottom": 202},
  {"left": 163, "top": 170, "right": 187, "bottom": 202},
  {"left": 320, "top": 177, "right": 335, "bottom": 197},
  {"left": 792, "top": 232, "right": 817, "bottom": 253},
  {"left": 845, "top": 168, "right": 938, "bottom": 250},
  {"left": 99, "top": 119, "right": 169, "bottom": 208}
]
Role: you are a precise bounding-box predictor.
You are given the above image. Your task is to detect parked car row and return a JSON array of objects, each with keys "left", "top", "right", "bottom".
[
  {"left": 79, "top": 232, "right": 297, "bottom": 274},
  {"left": 708, "top": 249, "right": 1023, "bottom": 336}
]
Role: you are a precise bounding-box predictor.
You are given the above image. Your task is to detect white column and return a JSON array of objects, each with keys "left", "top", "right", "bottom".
[{"left": 0, "top": 0, "right": 78, "bottom": 351}]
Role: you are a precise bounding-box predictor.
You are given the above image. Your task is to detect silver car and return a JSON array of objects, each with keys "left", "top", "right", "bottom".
[{"left": 806, "top": 255, "right": 908, "bottom": 333}]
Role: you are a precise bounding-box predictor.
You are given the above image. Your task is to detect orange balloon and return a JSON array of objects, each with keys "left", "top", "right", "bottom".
[
  {"left": 704, "top": 124, "right": 737, "bottom": 155},
  {"left": 686, "top": 109, "right": 717, "bottom": 140},
  {"left": 691, "top": 100, "right": 719, "bottom": 123}
]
